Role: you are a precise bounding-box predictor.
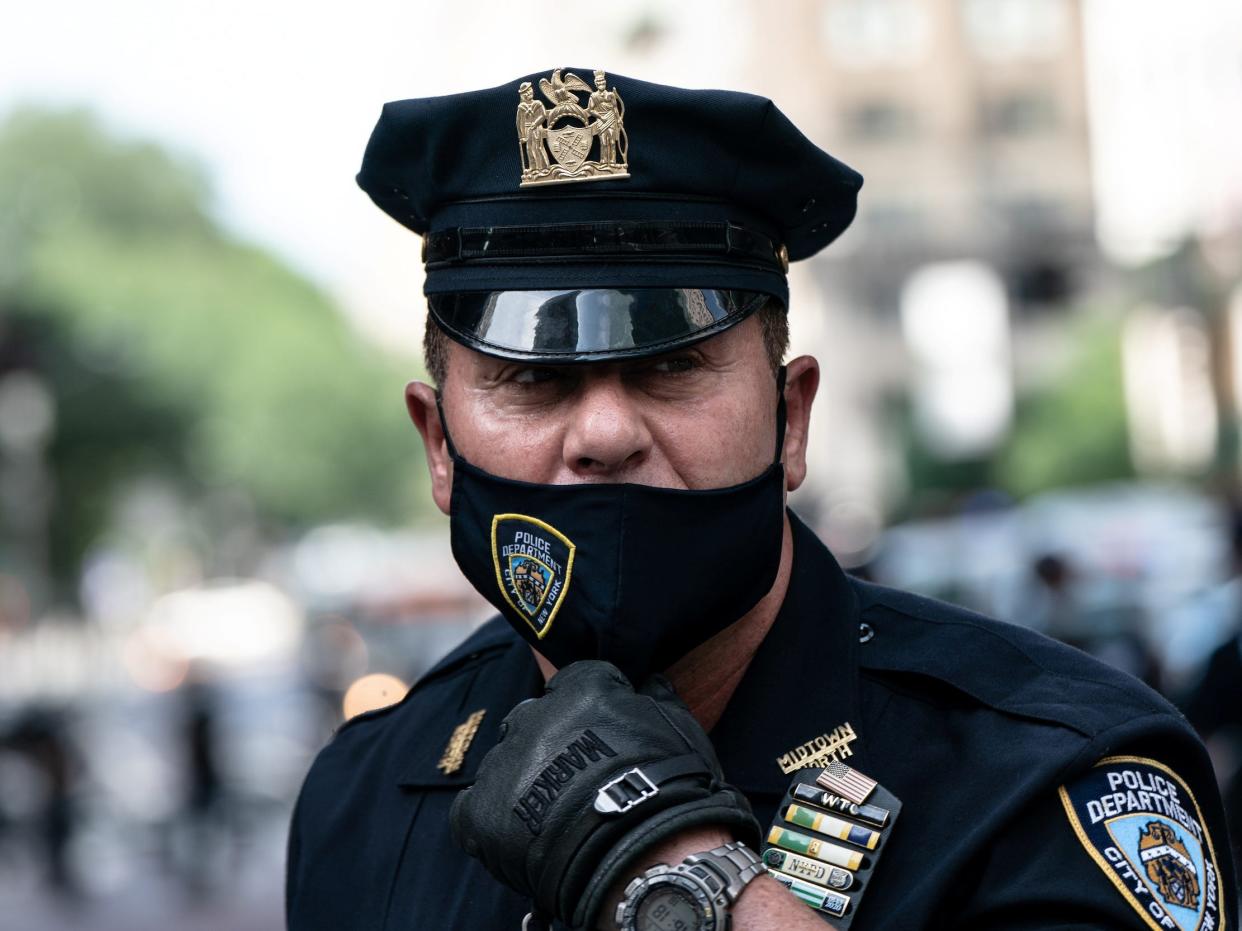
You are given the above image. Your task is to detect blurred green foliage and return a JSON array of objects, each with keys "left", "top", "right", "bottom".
[
  {"left": 996, "top": 313, "right": 1136, "bottom": 496},
  {"left": 899, "top": 310, "right": 1135, "bottom": 512},
  {"left": 0, "top": 108, "right": 428, "bottom": 592}
]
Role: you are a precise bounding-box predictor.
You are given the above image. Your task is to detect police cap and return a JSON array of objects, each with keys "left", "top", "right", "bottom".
[{"left": 358, "top": 68, "right": 863, "bottom": 362}]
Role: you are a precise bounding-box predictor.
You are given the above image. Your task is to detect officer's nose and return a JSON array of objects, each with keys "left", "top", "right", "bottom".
[{"left": 561, "top": 375, "right": 651, "bottom": 477}]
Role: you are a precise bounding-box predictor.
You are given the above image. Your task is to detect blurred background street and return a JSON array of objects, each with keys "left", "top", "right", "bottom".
[{"left": 3, "top": 0, "right": 1242, "bottom": 926}]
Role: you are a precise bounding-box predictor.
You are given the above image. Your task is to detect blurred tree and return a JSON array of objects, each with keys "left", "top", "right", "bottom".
[
  {"left": 0, "top": 108, "right": 427, "bottom": 601},
  {"left": 1133, "top": 238, "right": 1242, "bottom": 477},
  {"left": 996, "top": 313, "right": 1136, "bottom": 497},
  {"left": 896, "top": 311, "right": 1135, "bottom": 514}
]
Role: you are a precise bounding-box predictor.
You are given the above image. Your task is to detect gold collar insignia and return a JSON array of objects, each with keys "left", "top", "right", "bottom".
[{"left": 436, "top": 709, "right": 487, "bottom": 775}]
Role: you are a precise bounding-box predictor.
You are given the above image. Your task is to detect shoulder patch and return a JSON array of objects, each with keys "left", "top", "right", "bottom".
[{"left": 1059, "top": 756, "right": 1226, "bottom": 931}]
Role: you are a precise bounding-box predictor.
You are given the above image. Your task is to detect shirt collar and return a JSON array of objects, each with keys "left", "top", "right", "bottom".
[{"left": 710, "top": 509, "right": 863, "bottom": 797}]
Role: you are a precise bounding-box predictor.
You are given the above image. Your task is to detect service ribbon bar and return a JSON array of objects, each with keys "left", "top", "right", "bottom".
[
  {"left": 768, "top": 870, "right": 851, "bottom": 917},
  {"left": 766, "top": 826, "right": 864, "bottom": 872},
  {"left": 763, "top": 848, "right": 854, "bottom": 890},
  {"left": 784, "top": 804, "right": 880, "bottom": 850}
]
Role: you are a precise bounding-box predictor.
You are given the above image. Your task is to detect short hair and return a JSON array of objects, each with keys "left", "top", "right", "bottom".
[{"left": 423, "top": 298, "right": 788, "bottom": 388}]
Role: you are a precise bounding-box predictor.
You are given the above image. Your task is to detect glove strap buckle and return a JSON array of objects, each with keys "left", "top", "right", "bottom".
[{"left": 594, "top": 766, "right": 659, "bottom": 815}]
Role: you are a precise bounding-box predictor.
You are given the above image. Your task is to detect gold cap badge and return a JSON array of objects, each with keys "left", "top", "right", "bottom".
[{"left": 516, "top": 68, "right": 629, "bottom": 187}]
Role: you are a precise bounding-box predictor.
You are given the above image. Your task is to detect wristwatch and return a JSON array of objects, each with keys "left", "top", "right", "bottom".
[{"left": 614, "top": 841, "right": 765, "bottom": 931}]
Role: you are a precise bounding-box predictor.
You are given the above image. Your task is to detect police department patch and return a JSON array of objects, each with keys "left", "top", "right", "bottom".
[
  {"left": 490, "top": 514, "right": 575, "bottom": 639},
  {"left": 1059, "top": 756, "right": 1225, "bottom": 931}
]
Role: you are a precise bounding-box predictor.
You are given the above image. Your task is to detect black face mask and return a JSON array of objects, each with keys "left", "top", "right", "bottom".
[{"left": 441, "top": 369, "right": 787, "bottom": 684}]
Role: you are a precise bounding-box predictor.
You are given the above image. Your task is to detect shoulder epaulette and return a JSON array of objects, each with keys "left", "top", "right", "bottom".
[{"left": 851, "top": 579, "right": 1183, "bottom": 740}]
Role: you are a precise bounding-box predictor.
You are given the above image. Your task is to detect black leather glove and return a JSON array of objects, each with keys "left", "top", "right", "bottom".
[{"left": 450, "top": 660, "right": 759, "bottom": 930}]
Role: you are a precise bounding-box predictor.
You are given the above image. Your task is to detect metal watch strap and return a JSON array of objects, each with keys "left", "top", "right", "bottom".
[
  {"left": 615, "top": 841, "right": 764, "bottom": 930},
  {"left": 682, "top": 841, "right": 765, "bottom": 906}
]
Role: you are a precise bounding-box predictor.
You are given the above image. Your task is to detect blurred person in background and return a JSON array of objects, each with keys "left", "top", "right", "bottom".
[
  {"left": 1183, "top": 630, "right": 1242, "bottom": 887},
  {"left": 1181, "top": 509, "right": 1242, "bottom": 881},
  {"left": 5, "top": 708, "right": 80, "bottom": 903},
  {"left": 286, "top": 69, "right": 1237, "bottom": 931},
  {"left": 1024, "top": 552, "right": 1164, "bottom": 693},
  {"left": 174, "top": 673, "right": 225, "bottom": 900},
  {"left": 1025, "top": 553, "right": 1078, "bottom": 640}
]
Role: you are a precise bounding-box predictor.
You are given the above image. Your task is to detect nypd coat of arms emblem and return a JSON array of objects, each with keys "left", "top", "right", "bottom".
[
  {"left": 1139, "top": 820, "right": 1201, "bottom": 910},
  {"left": 515, "top": 68, "right": 629, "bottom": 187},
  {"left": 1059, "top": 756, "right": 1224, "bottom": 931},
  {"left": 490, "top": 514, "right": 576, "bottom": 638}
]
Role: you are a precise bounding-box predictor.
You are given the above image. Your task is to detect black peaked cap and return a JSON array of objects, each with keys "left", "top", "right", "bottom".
[{"left": 356, "top": 68, "right": 863, "bottom": 360}]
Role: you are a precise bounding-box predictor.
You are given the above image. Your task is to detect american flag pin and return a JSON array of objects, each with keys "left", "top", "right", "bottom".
[{"left": 815, "top": 761, "right": 878, "bottom": 805}]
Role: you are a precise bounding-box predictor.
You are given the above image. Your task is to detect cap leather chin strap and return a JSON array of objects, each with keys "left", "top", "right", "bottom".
[{"left": 422, "top": 220, "right": 786, "bottom": 275}]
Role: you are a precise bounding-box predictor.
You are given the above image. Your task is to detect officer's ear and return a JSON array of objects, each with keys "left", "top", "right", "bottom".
[
  {"left": 404, "top": 381, "right": 453, "bottom": 515},
  {"left": 781, "top": 355, "right": 819, "bottom": 493}
]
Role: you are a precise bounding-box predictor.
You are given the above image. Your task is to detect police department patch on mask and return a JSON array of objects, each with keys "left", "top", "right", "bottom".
[
  {"left": 1059, "top": 756, "right": 1225, "bottom": 931},
  {"left": 490, "top": 514, "right": 575, "bottom": 639}
]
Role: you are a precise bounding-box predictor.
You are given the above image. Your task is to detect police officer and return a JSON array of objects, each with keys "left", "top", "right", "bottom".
[{"left": 285, "top": 69, "right": 1238, "bottom": 930}]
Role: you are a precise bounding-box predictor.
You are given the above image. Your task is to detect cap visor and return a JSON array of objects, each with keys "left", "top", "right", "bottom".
[{"left": 427, "top": 288, "right": 771, "bottom": 363}]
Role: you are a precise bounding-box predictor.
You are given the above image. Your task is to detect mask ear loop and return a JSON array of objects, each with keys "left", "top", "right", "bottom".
[
  {"left": 434, "top": 392, "right": 462, "bottom": 461},
  {"left": 774, "top": 365, "right": 788, "bottom": 464}
]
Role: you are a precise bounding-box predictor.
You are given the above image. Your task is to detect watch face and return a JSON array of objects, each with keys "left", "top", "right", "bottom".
[{"left": 636, "top": 883, "right": 705, "bottom": 931}]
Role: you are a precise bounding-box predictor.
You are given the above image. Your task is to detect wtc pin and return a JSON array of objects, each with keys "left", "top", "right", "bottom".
[{"left": 791, "top": 782, "right": 890, "bottom": 828}]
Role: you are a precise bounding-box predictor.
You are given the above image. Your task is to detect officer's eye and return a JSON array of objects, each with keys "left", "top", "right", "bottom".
[
  {"left": 511, "top": 367, "right": 565, "bottom": 385},
  {"left": 648, "top": 355, "right": 696, "bottom": 375}
]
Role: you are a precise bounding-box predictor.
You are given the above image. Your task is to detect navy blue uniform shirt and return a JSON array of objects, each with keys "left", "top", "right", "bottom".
[{"left": 286, "top": 514, "right": 1237, "bottom": 929}]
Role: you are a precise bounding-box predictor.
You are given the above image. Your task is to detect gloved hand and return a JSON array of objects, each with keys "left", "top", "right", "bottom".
[{"left": 450, "top": 660, "right": 759, "bottom": 930}]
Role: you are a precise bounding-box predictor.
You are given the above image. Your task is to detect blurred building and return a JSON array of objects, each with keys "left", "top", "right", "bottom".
[
  {"left": 756, "top": 0, "right": 1093, "bottom": 314},
  {"left": 1082, "top": 0, "right": 1242, "bottom": 263},
  {"left": 725, "top": 0, "right": 1096, "bottom": 555}
]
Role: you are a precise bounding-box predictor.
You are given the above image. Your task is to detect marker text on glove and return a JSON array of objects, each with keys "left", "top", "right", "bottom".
[{"left": 514, "top": 729, "right": 617, "bottom": 835}]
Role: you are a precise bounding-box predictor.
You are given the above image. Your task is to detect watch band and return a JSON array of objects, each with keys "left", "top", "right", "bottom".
[
  {"left": 683, "top": 841, "right": 766, "bottom": 906},
  {"left": 615, "top": 840, "right": 765, "bottom": 931}
]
